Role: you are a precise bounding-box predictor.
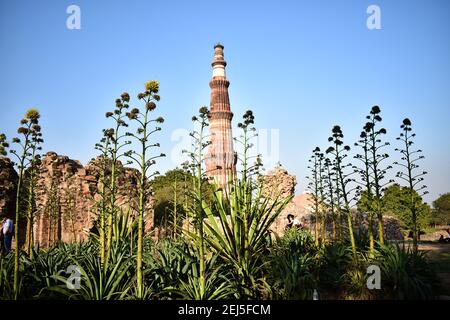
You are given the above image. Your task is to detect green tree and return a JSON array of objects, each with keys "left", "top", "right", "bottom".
[
  {"left": 432, "top": 193, "right": 450, "bottom": 226},
  {"left": 382, "top": 184, "right": 430, "bottom": 235},
  {"left": 151, "top": 168, "right": 216, "bottom": 234},
  {"left": 152, "top": 169, "right": 188, "bottom": 236}
]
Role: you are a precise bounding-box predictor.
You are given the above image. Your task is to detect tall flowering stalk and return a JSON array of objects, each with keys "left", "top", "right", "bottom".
[
  {"left": 364, "top": 106, "right": 392, "bottom": 245},
  {"left": 181, "top": 161, "right": 191, "bottom": 233},
  {"left": 172, "top": 175, "right": 178, "bottom": 238},
  {"left": 332, "top": 158, "right": 343, "bottom": 241},
  {"left": 306, "top": 147, "right": 323, "bottom": 246},
  {"left": 125, "top": 81, "right": 165, "bottom": 298},
  {"left": 93, "top": 130, "right": 112, "bottom": 264},
  {"left": 234, "top": 110, "right": 261, "bottom": 251},
  {"left": 234, "top": 110, "right": 260, "bottom": 185},
  {"left": 354, "top": 129, "right": 375, "bottom": 254},
  {"left": 104, "top": 93, "right": 131, "bottom": 266},
  {"left": 394, "top": 118, "right": 428, "bottom": 252},
  {"left": 324, "top": 157, "right": 337, "bottom": 241},
  {"left": 182, "top": 106, "right": 211, "bottom": 299},
  {"left": 317, "top": 151, "right": 327, "bottom": 244},
  {"left": 326, "top": 126, "right": 357, "bottom": 257},
  {"left": 25, "top": 120, "right": 43, "bottom": 258},
  {"left": 9, "top": 108, "right": 41, "bottom": 298}
]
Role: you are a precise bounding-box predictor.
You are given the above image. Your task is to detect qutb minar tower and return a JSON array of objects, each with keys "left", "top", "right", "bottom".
[{"left": 206, "top": 43, "right": 236, "bottom": 187}]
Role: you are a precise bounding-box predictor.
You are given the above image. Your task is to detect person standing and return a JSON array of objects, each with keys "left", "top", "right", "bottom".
[
  {"left": 285, "top": 214, "right": 302, "bottom": 230},
  {"left": 2, "top": 217, "right": 14, "bottom": 254}
]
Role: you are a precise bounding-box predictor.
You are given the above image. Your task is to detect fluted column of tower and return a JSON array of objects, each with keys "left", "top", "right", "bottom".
[{"left": 206, "top": 44, "right": 236, "bottom": 188}]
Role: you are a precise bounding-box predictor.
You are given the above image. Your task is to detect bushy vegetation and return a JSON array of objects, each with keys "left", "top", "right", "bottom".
[
  {"left": 0, "top": 85, "right": 441, "bottom": 300},
  {"left": 0, "top": 228, "right": 438, "bottom": 300}
]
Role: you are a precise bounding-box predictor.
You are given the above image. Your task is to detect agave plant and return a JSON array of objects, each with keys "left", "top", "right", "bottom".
[
  {"left": 374, "top": 243, "right": 436, "bottom": 299},
  {"left": 21, "top": 246, "right": 72, "bottom": 299},
  {"left": 343, "top": 264, "right": 373, "bottom": 300},
  {"left": 275, "top": 226, "right": 316, "bottom": 257},
  {"left": 200, "top": 183, "right": 292, "bottom": 299},
  {"left": 177, "top": 254, "right": 234, "bottom": 300},
  {"left": 268, "top": 251, "right": 316, "bottom": 300},
  {"left": 268, "top": 229, "right": 317, "bottom": 300},
  {"left": 317, "top": 242, "right": 352, "bottom": 293},
  {"left": 48, "top": 250, "right": 134, "bottom": 300},
  {"left": 143, "top": 239, "right": 195, "bottom": 299},
  {"left": 39, "top": 213, "right": 139, "bottom": 300},
  {"left": 111, "top": 208, "right": 138, "bottom": 250},
  {"left": 0, "top": 254, "right": 19, "bottom": 299}
]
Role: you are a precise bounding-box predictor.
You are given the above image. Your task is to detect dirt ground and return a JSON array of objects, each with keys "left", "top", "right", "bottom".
[{"left": 418, "top": 242, "right": 450, "bottom": 299}]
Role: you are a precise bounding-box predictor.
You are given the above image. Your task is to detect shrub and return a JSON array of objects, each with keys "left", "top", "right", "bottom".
[
  {"left": 317, "top": 242, "right": 352, "bottom": 293},
  {"left": 268, "top": 251, "right": 316, "bottom": 300},
  {"left": 275, "top": 228, "right": 316, "bottom": 257},
  {"left": 374, "top": 243, "right": 437, "bottom": 299},
  {"left": 267, "top": 228, "right": 317, "bottom": 300}
]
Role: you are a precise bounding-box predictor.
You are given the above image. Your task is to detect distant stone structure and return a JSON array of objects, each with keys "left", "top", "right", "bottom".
[
  {"left": 0, "top": 157, "right": 18, "bottom": 219},
  {"left": 260, "top": 165, "right": 404, "bottom": 240},
  {"left": 260, "top": 165, "right": 310, "bottom": 235},
  {"left": 205, "top": 43, "right": 236, "bottom": 189},
  {"left": 0, "top": 152, "right": 154, "bottom": 248}
]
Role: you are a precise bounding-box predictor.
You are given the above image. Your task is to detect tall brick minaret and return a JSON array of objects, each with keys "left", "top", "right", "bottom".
[{"left": 206, "top": 43, "right": 236, "bottom": 188}]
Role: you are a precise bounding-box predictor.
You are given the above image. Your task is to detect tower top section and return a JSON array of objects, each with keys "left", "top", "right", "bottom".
[{"left": 212, "top": 43, "right": 227, "bottom": 78}]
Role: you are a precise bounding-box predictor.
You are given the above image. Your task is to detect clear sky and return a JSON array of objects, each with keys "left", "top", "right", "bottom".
[{"left": 0, "top": 0, "right": 449, "bottom": 204}]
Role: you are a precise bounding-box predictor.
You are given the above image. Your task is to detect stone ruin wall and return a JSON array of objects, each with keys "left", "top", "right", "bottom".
[
  {"left": 0, "top": 157, "right": 18, "bottom": 219},
  {"left": 0, "top": 152, "right": 154, "bottom": 248},
  {"left": 259, "top": 166, "right": 306, "bottom": 236}
]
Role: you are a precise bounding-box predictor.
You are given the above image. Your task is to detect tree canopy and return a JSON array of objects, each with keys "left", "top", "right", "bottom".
[
  {"left": 381, "top": 184, "right": 431, "bottom": 232},
  {"left": 432, "top": 193, "right": 450, "bottom": 226},
  {"left": 151, "top": 168, "right": 216, "bottom": 229}
]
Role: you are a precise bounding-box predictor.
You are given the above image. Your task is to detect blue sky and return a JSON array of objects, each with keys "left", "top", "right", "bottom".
[{"left": 0, "top": 0, "right": 449, "bottom": 203}]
